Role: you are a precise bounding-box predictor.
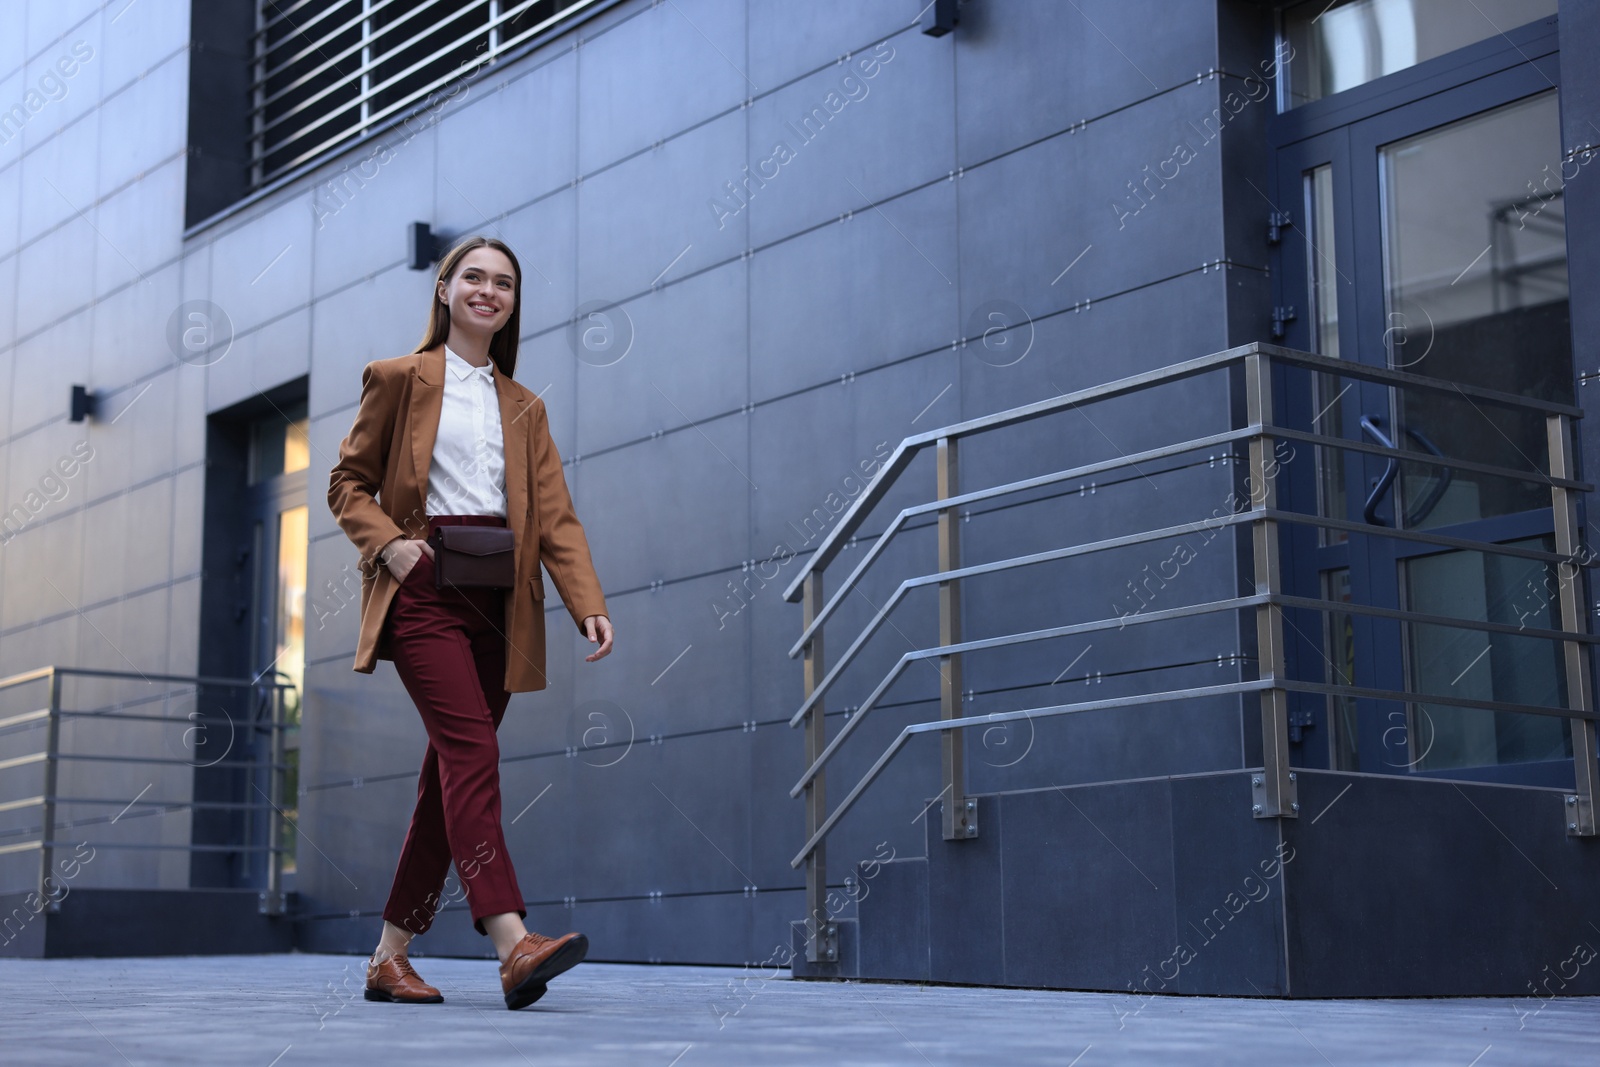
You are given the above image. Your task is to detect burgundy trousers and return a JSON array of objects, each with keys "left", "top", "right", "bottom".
[{"left": 379, "top": 514, "right": 526, "bottom": 938}]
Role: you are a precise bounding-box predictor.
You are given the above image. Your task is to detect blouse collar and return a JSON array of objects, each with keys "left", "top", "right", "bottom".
[{"left": 444, "top": 344, "right": 494, "bottom": 382}]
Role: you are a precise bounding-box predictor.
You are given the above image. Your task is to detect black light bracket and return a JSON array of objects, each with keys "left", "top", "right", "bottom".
[
  {"left": 920, "top": 0, "right": 960, "bottom": 36},
  {"left": 69, "top": 384, "right": 98, "bottom": 423},
  {"left": 408, "top": 221, "right": 447, "bottom": 270}
]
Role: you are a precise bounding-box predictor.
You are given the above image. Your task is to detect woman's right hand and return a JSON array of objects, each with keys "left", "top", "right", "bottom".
[{"left": 382, "top": 538, "right": 435, "bottom": 582}]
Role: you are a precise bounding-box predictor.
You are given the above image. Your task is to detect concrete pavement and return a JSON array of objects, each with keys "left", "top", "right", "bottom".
[{"left": 0, "top": 953, "right": 1593, "bottom": 1066}]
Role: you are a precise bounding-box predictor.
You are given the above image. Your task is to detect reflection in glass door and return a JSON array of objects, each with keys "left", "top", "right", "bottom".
[
  {"left": 1381, "top": 91, "right": 1571, "bottom": 529},
  {"left": 1402, "top": 536, "right": 1568, "bottom": 771},
  {"left": 1271, "top": 18, "right": 1578, "bottom": 784},
  {"left": 245, "top": 401, "right": 308, "bottom": 879},
  {"left": 1279, "top": 0, "right": 1558, "bottom": 109},
  {"left": 273, "top": 504, "right": 306, "bottom": 875},
  {"left": 1370, "top": 90, "right": 1572, "bottom": 780}
]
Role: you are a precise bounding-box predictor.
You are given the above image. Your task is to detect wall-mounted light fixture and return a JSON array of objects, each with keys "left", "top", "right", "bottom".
[
  {"left": 408, "top": 221, "right": 446, "bottom": 270},
  {"left": 921, "top": 0, "right": 960, "bottom": 37},
  {"left": 69, "top": 384, "right": 97, "bottom": 423}
]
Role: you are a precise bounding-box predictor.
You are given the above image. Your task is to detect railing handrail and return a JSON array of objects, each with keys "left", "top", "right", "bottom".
[
  {"left": 785, "top": 425, "right": 1266, "bottom": 658},
  {"left": 781, "top": 341, "right": 1585, "bottom": 603},
  {"left": 786, "top": 441, "right": 1593, "bottom": 662},
  {"left": 786, "top": 496, "right": 1595, "bottom": 728},
  {"left": 789, "top": 679, "right": 1281, "bottom": 868},
  {"left": 788, "top": 670, "right": 1599, "bottom": 869},
  {"left": 786, "top": 585, "right": 1600, "bottom": 800},
  {"left": 790, "top": 592, "right": 1600, "bottom": 869},
  {"left": 788, "top": 510, "right": 1263, "bottom": 726},
  {"left": 0, "top": 664, "right": 298, "bottom": 912},
  {"left": 784, "top": 342, "right": 1599, "bottom": 941},
  {"left": 789, "top": 593, "right": 1272, "bottom": 796},
  {"left": 0, "top": 665, "right": 297, "bottom": 694}
]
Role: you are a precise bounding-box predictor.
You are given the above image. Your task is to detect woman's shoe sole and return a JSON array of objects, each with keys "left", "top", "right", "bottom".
[
  {"left": 364, "top": 987, "right": 443, "bottom": 1003},
  {"left": 504, "top": 934, "right": 589, "bottom": 1010}
]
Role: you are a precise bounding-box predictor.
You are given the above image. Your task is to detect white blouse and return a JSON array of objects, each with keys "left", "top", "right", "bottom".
[{"left": 424, "top": 345, "right": 507, "bottom": 518}]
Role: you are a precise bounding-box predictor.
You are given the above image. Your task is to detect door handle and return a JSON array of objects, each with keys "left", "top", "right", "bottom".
[{"left": 1359, "top": 415, "right": 1453, "bottom": 526}]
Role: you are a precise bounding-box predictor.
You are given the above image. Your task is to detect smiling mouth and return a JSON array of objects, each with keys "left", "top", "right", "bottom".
[{"left": 468, "top": 302, "right": 498, "bottom": 315}]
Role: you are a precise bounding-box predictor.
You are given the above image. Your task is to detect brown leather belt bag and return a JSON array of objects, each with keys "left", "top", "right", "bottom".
[{"left": 426, "top": 525, "right": 516, "bottom": 589}]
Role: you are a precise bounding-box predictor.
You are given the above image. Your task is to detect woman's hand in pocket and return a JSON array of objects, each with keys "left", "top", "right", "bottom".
[{"left": 383, "top": 538, "right": 435, "bottom": 582}]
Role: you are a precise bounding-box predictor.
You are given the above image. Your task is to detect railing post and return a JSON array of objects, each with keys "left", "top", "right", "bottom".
[
  {"left": 1548, "top": 413, "right": 1597, "bottom": 836},
  {"left": 801, "top": 571, "right": 835, "bottom": 963},
  {"left": 937, "top": 435, "right": 976, "bottom": 840},
  {"left": 263, "top": 684, "right": 287, "bottom": 915},
  {"left": 1245, "top": 354, "right": 1297, "bottom": 819},
  {"left": 38, "top": 668, "right": 61, "bottom": 910}
]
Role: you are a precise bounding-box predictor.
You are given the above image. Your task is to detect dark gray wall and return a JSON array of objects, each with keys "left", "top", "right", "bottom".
[
  {"left": 0, "top": 0, "right": 205, "bottom": 896},
  {"left": 0, "top": 0, "right": 1280, "bottom": 962},
  {"left": 10, "top": 0, "right": 1587, "bottom": 970},
  {"left": 293, "top": 0, "right": 1261, "bottom": 963}
]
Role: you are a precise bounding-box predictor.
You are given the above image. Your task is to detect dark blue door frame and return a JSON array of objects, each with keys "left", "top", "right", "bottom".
[{"left": 1266, "top": 17, "right": 1575, "bottom": 786}]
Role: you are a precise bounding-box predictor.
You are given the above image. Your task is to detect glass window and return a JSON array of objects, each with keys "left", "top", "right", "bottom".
[
  {"left": 248, "top": 400, "right": 311, "bottom": 485},
  {"left": 1402, "top": 536, "right": 1570, "bottom": 771},
  {"left": 1379, "top": 91, "right": 1570, "bottom": 529},
  {"left": 272, "top": 503, "right": 306, "bottom": 877},
  {"left": 1280, "top": 0, "right": 1557, "bottom": 110},
  {"left": 1305, "top": 164, "right": 1348, "bottom": 544},
  {"left": 1307, "top": 164, "right": 1340, "bottom": 361},
  {"left": 274, "top": 504, "right": 308, "bottom": 709}
]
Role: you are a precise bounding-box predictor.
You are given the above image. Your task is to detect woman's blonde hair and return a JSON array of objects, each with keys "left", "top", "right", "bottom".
[{"left": 412, "top": 234, "right": 523, "bottom": 377}]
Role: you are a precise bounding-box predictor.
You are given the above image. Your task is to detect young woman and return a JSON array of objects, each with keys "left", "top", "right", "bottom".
[{"left": 328, "top": 235, "right": 615, "bottom": 1010}]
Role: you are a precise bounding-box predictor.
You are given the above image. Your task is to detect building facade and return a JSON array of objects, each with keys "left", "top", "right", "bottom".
[{"left": 2, "top": 0, "right": 1598, "bottom": 995}]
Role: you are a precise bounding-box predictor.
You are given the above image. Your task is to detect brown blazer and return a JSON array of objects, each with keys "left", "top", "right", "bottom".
[{"left": 327, "top": 343, "right": 608, "bottom": 692}]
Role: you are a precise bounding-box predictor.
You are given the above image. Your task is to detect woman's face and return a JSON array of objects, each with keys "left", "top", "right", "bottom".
[{"left": 438, "top": 247, "right": 516, "bottom": 336}]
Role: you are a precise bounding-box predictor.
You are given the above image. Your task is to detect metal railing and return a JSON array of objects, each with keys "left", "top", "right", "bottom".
[
  {"left": 0, "top": 667, "right": 297, "bottom": 916},
  {"left": 782, "top": 341, "right": 1599, "bottom": 964}
]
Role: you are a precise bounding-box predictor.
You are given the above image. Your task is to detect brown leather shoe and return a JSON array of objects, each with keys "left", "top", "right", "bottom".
[
  {"left": 364, "top": 951, "right": 444, "bottom": 1003},
  {"left": 499, "top": 931, "right": 588, "bottom": 1010}
]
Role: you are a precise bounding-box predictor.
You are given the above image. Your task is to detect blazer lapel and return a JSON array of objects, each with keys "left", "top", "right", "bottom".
[
  {"left": 497, "top": 365, "right": 530, "bottom": 548},
  {"left": 409, "top": 343, "right": 446, "bottom": 509}
]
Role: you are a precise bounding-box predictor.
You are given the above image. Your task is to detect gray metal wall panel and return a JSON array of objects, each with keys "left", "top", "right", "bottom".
[
  {"left": 747, "top": 0, "right": 909, "bottom": 92},
  {"left": 574, "top": 0, "right": 747, "bottom": 175},
  {"left": 573, "top": 257, "right": 749, "bottom": 456},
  {"left": 745, "top": 35, "right": 953, "bottom": 248},
  {"left": 204, "top": 308, "right": 311, "bottom": 418},
  {"left": 570, "top": 572, "right": 752, "bottom": 735},
  {"left": 203, "top": 198, "right": 315, "bottom": 341},
  {"left": 434, "top": 48, "right": 578, "bottom": 221},
  {"left": 96, "top": 59, "right": 187, "bottom": 197},
  {"left": 0, "top": 0, "right": 1351, "bottom": 962},
  {"left": 310, "top": 128, "right": 438, "bottom": 298},
  {"left": 576, "top": 110, "right": 748, "bottom": 303},
  {"left": 577, "top": 409, "right": 751, "bottom": 592},
  {"left": 306, "top": 268, "right": 434, "bottom": 424},
  {"left": 88, "top": 259, "right": 185, "bottom": 385},
  {"left": 954, "top": 0, "right": 1222, "bottom": 168},
  {"left": 494, "top": 190, "right": 580, "bottom": 341},
  {"left": 748, "top": 374, "right": 949, "bottom": 550},
  {"left": 750, "top": 179, "right": 960, "bottom": 398},
  {"left": 516, "top": 328, "right": 582, "bottom": 457}
]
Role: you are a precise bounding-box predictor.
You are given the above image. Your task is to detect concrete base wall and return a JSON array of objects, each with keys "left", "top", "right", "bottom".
[
  {"left": 0, "top": 888, "right": 295, "bottom": 959},
  {"left": 793, "top": 770, "right": 1600, "bottom": 998}
]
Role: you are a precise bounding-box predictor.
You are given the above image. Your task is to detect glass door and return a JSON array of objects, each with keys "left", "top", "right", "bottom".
[
  {"left": 244, "top": 402, "right": 309, "bottom": 883},
  {"left": 1272, "top": 29, "right": 1577, "bottom": 785}
]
